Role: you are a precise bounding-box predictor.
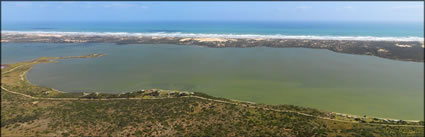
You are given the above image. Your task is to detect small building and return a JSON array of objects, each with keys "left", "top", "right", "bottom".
[
  {"left": 1, "top": 64, "right": 9, "bottom": 69},
  {"left": 83, "top": 92, "right": 90, "bottom": 96},
  {"left": 178, "top": 92, "right": 188, "bottom": 97}
]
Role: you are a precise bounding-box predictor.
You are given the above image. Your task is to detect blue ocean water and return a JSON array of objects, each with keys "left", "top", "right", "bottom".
[{"left": 2, "top": 21, "right": 424, "bottom": 38}]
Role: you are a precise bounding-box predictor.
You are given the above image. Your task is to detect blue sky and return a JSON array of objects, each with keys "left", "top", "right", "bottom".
[{"left": 2, "top": 2, "right": 424, "bottom": 22}]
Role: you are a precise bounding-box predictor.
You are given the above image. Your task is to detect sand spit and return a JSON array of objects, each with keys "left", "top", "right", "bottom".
[{"left": 2, "top": 31, "right": 424, "bottom": 62}]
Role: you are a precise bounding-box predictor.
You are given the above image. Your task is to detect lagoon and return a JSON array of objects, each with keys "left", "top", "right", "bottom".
[{"left": 2, "top": 43, "right": 423, "bottom": 120}]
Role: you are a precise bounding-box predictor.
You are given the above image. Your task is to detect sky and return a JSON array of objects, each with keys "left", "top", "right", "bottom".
[{"left": 1, "top": 2, "right": 424, "bottom": 22}]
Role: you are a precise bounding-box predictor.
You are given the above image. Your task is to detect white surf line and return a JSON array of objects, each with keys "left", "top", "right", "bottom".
[{"left": 3, "top": 31, "right": 424, "bottom": 42}]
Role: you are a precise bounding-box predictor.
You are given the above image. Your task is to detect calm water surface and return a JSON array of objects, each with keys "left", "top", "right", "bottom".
[{"left": 2, "top": 43, "right": 423, "bottom": 120}]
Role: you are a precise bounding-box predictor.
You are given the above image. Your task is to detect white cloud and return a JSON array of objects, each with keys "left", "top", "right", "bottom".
[
  {"left": 38, "top": 4, "right": 48, "bottom": 8},
  {"left": 335, "top": 5, "right": 356, "bottom": 12},
  {"left": 393, "top": 5, "right": 423, "bottom": 9},
  {"left": 295, "top": 6, "right": 312, "bottom": 10},
  {"left": 139, "top": 5, "right": 149, "bottom": 9},
  {"left": 11, "top": 2, "right": 33, "bottom": 7},
  {"left": 100, "top": 3, "right": 149, "bottom": 9},
  {"left": 344, "top": 6, "right": 353, "bottom": 10},
  {"left": 12, "top": 2, "right": 150, "bottom": 9},
  {"left": 83, "top": 5, "right": 93, "bottom": 9}
]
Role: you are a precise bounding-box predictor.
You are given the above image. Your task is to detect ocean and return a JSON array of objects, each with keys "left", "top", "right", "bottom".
[{"left": 2, "top": 21, "right": 424, "bottom": 41}]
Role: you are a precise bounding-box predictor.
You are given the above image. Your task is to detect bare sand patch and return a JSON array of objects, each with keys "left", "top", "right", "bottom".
[
  {"left": 35, "top": 34, "right": 64, "bottom": 37},
  {"left": 193, "top": 38, "right": 236, "bottom": 42},
  {"left": 377, "top": 49, "right": 389, "bottom": 53},
  {"left": 179, "top": 38, "right": 192, "bottom": 42},
  {"left": 395, "top": 44, "right": 412, "bottom": 48}
]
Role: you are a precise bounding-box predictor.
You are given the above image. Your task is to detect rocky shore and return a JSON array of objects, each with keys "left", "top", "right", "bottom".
[{"left": 2, "top": 32, "right": 424, "bottom": 62}]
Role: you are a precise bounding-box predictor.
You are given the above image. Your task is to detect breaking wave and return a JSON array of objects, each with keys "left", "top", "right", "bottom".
[{"left": 3, "top": 30, "right": 424, "bottom": 42}]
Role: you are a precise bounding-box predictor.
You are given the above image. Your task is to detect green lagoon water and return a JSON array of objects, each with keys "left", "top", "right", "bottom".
[{"left": 2, "top": 43, "right": 423, "bottom": 120}]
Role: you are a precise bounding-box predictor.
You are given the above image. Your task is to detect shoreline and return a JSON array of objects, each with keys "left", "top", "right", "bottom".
[
  {"left": 1, "top": 54, "right": 423, "bottom": 122},
  {"left": 1, "top": 54, "right": 424, "bottom": 136},
  {"left": 2, "top": 31, "right": 424, "bottom": 62},
  {"left": 3, "top": 30, "right": 424, "bottom": 41}
]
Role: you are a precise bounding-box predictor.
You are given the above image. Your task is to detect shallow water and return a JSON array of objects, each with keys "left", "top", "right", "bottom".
[{"left": 2, "top": 43, "right": 423, "bottom": 120}]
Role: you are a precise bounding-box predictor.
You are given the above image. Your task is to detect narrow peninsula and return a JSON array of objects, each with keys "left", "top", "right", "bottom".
[{"left": 2, "top": 32, "right": 424, "bottom": 62}]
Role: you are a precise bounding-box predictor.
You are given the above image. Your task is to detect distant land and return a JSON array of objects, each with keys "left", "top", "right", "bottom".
[{"left": 2, "top": 31, "right": 424, "bottom": 62}]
